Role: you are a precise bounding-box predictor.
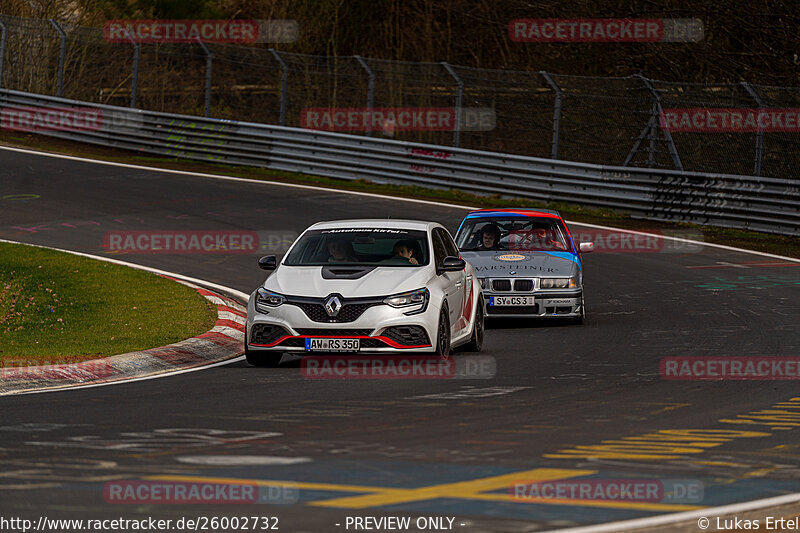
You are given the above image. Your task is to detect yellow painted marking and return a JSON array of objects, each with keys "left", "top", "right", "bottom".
[
  {"left": 309, "top": 468, "right": 593, "bottom": 509},
  {"left": 470, "top": 492, "right": 704, "bottom": 511},
  {"left": 146, "top": 471, "right": 704, "bottom": 512}
]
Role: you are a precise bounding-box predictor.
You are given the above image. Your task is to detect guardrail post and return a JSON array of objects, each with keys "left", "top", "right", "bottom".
[
  {"left": 270, "top": 48, "right": 288, "bottom": 126},
  {"left": 196, "top": 38, "right": 212, "bottom": 117},
  {"left": 740, "top": 81, "right": 766, "bottom": 177},
  {"left": 627, "top": 75, "right": 683, "bottom": 170},
  {"left": 0, "top": 20, "right": 7, "bottom": 90},
  {"left": 540, "top": 71, "right": 562, "bottom": 159},
  {"left": 126, "top": 30, "right": 139, "bottom": 108},
  {"left": 441, "top": 62, "right": 463, "bottom": 147},
  {"left": 355, "top": 55, "right": 375, "bottom": 136},
  {"left": 49, "top": 19, "right": 66, "bottom": 97}
]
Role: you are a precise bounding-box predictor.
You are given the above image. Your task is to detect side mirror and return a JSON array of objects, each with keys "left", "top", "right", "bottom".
[
  {"left": 440, "top": 256, "right": 466, "bottom": 273},
  {"left": 579, "top": 242, "right": 594, "bottom": 253},
  {"left": 258, "top": 255, "right": 277, "bottom": 270}
]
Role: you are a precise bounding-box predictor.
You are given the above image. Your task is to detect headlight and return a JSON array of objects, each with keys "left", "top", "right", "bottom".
[
  {"left": 384, "top": 288, "right": 428, "bottom": 307},
  {"left": 479, "top": 278, "right": 488, "bottom": 289},
  {"left": 255, "top": 288, "right": 286, "bottom": 313},
  {"left": 540, "top": 277, "right": 578, "bottom": 289}
]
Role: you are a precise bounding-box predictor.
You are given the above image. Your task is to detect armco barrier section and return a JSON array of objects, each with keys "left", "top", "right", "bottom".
[{"left": 1, "top": 88, "right": 797, "bottom": 236}]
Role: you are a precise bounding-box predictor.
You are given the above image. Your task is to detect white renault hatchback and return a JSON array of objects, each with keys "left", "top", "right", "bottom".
[{"left": 245, "top": 219, "right": 484, "bottom": 366}]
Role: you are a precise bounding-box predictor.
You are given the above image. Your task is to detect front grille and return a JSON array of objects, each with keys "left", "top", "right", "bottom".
[
  {"left": 513, "top": 279, "right": 533, "bottom": 291},
  {"left": 487, "top": 305, "right": 539, "bottom": 315},
  {"left": 295, "top": 328, "right": 372, "bottom": 336},
  {"left": 281, "top": 337, "right": 307, "bottom": 347},
  {"left": 492, "top": 279, "right": 511, "bottom": 291},
  {"left": 250, "top": 324, "right": 289, "bottom": 344},
  {"left": 292, "top": 302, "right": 377, "bottom": 323},
  {"left": 381, "top": 326, "right": 430, "bottom": 346},
  {"left": 360, "top": 339, "right": 386, "bottom": 348}
]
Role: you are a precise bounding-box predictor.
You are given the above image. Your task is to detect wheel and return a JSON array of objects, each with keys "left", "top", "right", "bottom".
[
  {"left": 463, "top": 297, "right": 484, "bottom": 352},
  {"left": 434, "top": 304, "right": 452, "bottom": 359},
  {"left": 244, "top": 333, "right": 283, "bottom": 367}
]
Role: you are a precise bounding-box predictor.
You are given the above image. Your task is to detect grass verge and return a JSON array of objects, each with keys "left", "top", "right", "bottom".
[
  {"left": 0, "top": 241, "right": 218, "bottom": 362},
  {"left": 1, "top": 131, "right": 798, "bottom": 259}
]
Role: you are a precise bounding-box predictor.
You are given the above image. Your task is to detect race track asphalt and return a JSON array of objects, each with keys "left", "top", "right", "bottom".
[{"left": 1, "top": 147, "right": 800, "bottom": 532}]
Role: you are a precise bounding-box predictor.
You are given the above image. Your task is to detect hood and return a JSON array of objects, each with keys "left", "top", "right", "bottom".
[
  {"left": 461, "top": 250, "right": 580, "bottom": 278},
  {"left": 265, "top": 265, "right": 432, "bottom": 297}
]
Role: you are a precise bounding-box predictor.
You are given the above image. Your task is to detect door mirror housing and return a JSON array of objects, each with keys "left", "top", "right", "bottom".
[
  {"left": 258, "top": 255, "right": 278, "bottom": 270},
  {"left": 579, "top": 242, "right": 594, "bottom": 253},
  {"left": 439, "top": 256, "right": 466, "bottom": 274}
]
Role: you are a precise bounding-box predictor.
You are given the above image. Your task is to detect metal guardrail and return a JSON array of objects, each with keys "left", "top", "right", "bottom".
[{"left": 1, "top": 88, "right": 797, "bottom": 236}]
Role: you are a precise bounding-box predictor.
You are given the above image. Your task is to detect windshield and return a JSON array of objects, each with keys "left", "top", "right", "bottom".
[
  {"left": 456, "top": 216, "right": 572, "bottom": 252},
  {"left": 284, "top": 228, "right": 429, "bottom": 266}
]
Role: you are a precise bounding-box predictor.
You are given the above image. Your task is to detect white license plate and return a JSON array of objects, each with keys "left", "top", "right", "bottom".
[
  {"left": 305, "top": 338, "right": 361, "bottom": 352},
  {"left": 490, "top": 296, "right": 535, "bottom": 306}
]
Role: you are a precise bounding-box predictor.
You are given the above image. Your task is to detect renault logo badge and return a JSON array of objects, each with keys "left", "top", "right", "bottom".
[{"left": 325, "top": 295, "right": 342, "bottom": 317}]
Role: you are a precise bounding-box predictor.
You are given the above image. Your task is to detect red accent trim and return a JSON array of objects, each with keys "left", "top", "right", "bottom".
[{"left": 250, "top": 335, "right": 431, "bottom": 349}]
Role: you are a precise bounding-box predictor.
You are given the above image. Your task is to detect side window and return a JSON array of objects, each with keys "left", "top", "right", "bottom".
[
  {"left": 441, "top": 229, "right": 460, "bottom": 257},
  {"left": 432, "top": 229, "right": 448, "bottom": 266}
]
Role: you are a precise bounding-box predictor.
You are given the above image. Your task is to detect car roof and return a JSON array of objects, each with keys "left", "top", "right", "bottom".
[
  {"left": 307, "top": 219, "right": 438, "bottom": 231},
  {"left": 464, "top": 208, "right": 563, "bottom": 219}
]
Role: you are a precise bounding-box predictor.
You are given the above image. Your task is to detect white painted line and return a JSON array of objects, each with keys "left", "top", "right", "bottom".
[
  {"left": 0, "top": 238, "right": 249, "bottom": 396},
  {"left": 1, "top": 144, "right": 796, "bottom": 263},
  {"left": 541, "top": 492, "right": 800, "bottom": 533},
  {"left": 12, "top": 355, "right": 246, "bottom": 396}
]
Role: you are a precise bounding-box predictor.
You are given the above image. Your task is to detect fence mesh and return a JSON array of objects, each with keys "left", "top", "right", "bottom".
[{"left": 0, "top": 14, "right": 797, "bottom": 179}]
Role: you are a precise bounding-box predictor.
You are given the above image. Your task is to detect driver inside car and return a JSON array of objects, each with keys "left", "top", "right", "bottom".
[
  {"left": 478, "top": 223, "right": 501, "bottom": 250},
  {"left": 532, "top": 226, "right": 565, "bottom": 250},
  {"left": 392, "top": 239, "right": 419, "bottom": 264}
]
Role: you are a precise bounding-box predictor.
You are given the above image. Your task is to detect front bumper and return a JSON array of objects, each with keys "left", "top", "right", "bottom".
[
  {"left": 246, "top": 299, "right": 438, "bottom": 354},
  {"left": 482, "top": 289, "right": 581, "bottom": 318}
]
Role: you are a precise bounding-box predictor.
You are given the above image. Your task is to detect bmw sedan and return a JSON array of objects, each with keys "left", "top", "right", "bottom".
[
  {"left": 245, "top": 219, "right": 485, "bottom": 366},
  {"left": 454, "top": 208, "right": 593, "bottom": 323}
]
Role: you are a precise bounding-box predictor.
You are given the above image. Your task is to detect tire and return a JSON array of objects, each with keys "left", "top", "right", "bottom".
[
  {"left": 463, "top": 298, "right": 484, "bottom": 352},
  {"left": 434, "top": 304, "right": 452, "bottom": 359},
  {"left": 244, "top": 333, "right": 283, "bottom": 367}
]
